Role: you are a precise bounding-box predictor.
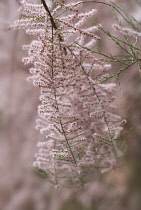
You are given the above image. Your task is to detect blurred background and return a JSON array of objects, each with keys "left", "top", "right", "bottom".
[{"left": 0, "top": 0, "right": 141, "bottom": 209}]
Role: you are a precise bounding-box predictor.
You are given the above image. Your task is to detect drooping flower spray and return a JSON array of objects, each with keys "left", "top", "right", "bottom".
[{"left": 12, "top": 0, "right": 125, "bottom": 188}]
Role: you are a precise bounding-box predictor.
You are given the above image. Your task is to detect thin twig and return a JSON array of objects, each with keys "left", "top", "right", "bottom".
[
  {"left": 41, "top": 0, "right": 57, "bottom": 30},
  {"left": 41, "top": 0, "right": 66, "bottom": 50}
]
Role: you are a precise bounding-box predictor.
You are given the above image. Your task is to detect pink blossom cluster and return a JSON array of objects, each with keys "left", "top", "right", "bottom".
[
  {"left": 12, "top": 0, "right": 125, "bottom": 187},
  {"left": 113, "top": 23, "right": 141, "bottom": 37}
]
